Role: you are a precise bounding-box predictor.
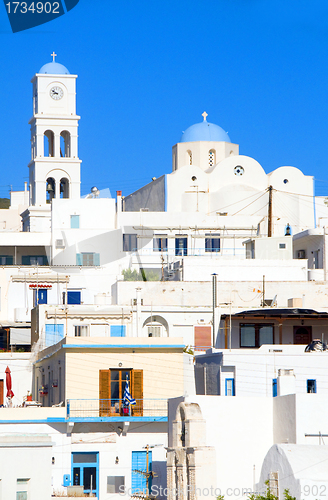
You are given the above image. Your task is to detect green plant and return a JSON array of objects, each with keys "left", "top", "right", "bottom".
[
  {"left": 249, "top": 481, "right": 295, "bottom": 500},
  {"left": 183, "top": 345, "right": 194, "bottom": 355},
  {"left": 122, "top": 268, "right": 159, "bottom": 281}
]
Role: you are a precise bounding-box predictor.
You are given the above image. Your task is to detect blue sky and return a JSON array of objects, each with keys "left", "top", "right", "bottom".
[{"left": 1, "top": 0, "right": 328, "bottom": 198}]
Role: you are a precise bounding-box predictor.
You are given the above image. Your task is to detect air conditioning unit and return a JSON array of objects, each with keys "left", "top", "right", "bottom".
[
  {"left": 297, "top": 249, "right": 306, "bottom": 259},
  {"left": 55, "top": 239, "right": 65, "bottom": 249}
]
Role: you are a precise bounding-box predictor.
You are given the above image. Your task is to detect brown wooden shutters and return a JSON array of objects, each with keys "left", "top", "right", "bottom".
[
  {"left": 99, "top": 370, "right": 110, "bottom": 416},
  {"left": 194, "top": 326, "right": 212, "bottom": 351},
  {"left": 132, "top": 369, "right": 143, "bottom": 416},
  {"left": 0, "top": 380, "right": 3, "bottom": 406}
]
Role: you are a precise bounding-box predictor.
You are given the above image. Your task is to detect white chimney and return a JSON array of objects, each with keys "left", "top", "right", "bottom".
[{"left": 277, "top": 368, "right": 296, "bottom": 396}]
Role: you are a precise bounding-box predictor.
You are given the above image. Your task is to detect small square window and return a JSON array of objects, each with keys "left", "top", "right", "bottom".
[
  {"left": 70, "top": 215, "right": 80, "bottom": 229},
  {"left": 279, "top": 243, "right": 286, "bottom": 249},
  {"left": 107, "top": 476, "right": 125, "bottom": 494},
  {"left": 307, "top": 379, "right": 316, "bottom": 393},
  {"left": 74, "top": 325, "right": 89, "bottom": 337}
]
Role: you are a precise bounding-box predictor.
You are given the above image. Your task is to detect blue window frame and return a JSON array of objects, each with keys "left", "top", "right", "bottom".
[
  {"left": 72, "top": 452, "right": 98, "bottom": 498},
  {"left": 175, "top": 236, "right": 187, "bottom": 256},
  {"left": 153, "top": 236, "right": 168, "bottom": 252},
  {"left": 0, "top": 256, "right": 13, "bottom": 265},
  {"left": 205, "top": 234, "right": 220, "bottom": 253},
  {"left": 272, "top": 378, "right": 277, "bottom": 397},
  {"left": 45, "top": 324, "right": 64, "bottom": 347},
  {"left": 225, "top": 378, "right": 235, "bottom": 396},
  {"left": 307, "top": 379, "right": 317, "bottom": 393},
  {"left": 110, "top": 325, "right": 126, "bottom": 337},
  {"left": 76, "top": 253, "right": 100, "bottom": 266},
  {"left": 70, "top": 215, "right": 80, "bottom": 229},
  {"left": 22, "top": 255, "right": 48, "bottom": 266},
  {"left": 132, "top": 451, "right": 152, "bottom": 495},
  {"left": 34, "top": 289, "right": 48, "bottom": 306},
  {"left": 67, "top": 291, "right": 81, "bottom": 304}
]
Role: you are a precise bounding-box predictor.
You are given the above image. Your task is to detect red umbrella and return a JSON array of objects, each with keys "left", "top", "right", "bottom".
[{"left": 5, "top": 366, "right": 14, "bottom": 398}]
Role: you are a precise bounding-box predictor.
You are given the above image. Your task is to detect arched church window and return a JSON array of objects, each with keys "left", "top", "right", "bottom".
[
  {"left": 187, "top": 150, "right": 192, "bottom": 165},
  {"left": 60, "top": 131, "right": 71, "bottom": 158},
  {"left": 209, "top": 149, "right": 216, "bottom": 167},
  {"left": 60, "top": 178, "right": 69, "bottom": 199},
  {"left": 46, "top": 177, "right": 55, "bottom": 203},
  {"left": 44, "top": 130, "right": 54, "bottom": 157}
]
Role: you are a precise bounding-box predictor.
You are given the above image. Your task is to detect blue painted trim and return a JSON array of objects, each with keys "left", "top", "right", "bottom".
[
  {"left": 63, "top": 344, "right": 185, "bottom": 349},
  {"left": 225, "top": 378, "right": 235, "bottom": 396},
  {"left": 0, "top": 416, "right": 168, "bottom": 424},
  {"left": 72, "top": 451, "right": 99, "bottom": 498},
  {"left": 272, "top": 378, "right": 277, "bottom": 397}
]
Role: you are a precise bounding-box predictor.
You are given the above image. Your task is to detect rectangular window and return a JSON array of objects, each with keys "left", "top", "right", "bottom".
[
  {"left": 22, "top": 255, "right": 48, "bottom": 266},
  {"left": 240, "top": 324, "right": 274, "bottom": 348},
  {"left": 225, "top": 378, "right": 235, "bottom": 396},
  {"left": 132, "top": 451, "right": 152, "bottom": 495},
  {"left": 205, "top": 233, "right": 220, "bottom": 253},
  {"left": 74, "top": 325, "right": 89, "bottom": 337},
  {"left": 70, "top": 215, "right": 80, "bottom": 229},
  {"left": 175, "top": 236, "right": 187, "bottom": 256},
  {"left": 16, "top": 479, "right": 29, "bottom": 500},
  {"left": 34, "top": 289, "right": 47, "bottom": 306},
  {"left": 67, "top": 291, "right": 81, "bottom": 304},
  {"left": 99, "top": 369, "right": 143, "bottom": 417},
  {"left": 110, "top": 325, "right": 126, "bottom": 337},
  {"left": 76, "top": 253, "right": 100, "bottom": 266},
  {"left": 0, "top": 256, "right": 13, "bottom": 265},
  {"left": 153, "top": 236, "right": 168, "bottom": 252},
  {"left": 45, "top": 324, "right": 64, "bottom": 347},
  {"left": 272, "top": 378, "right": 277, "bottom": 397},
  {"left": 123, "top": 234, "right": 138, "bottom": 252},
  {"left": 107, "top": 477, "right": 125, "bottom": 494},
  {"left": 148, "top": 326, "right": 161, "bottom": 337},
  {"left": 279, "top": 243, "right": 286, "bottom": 249},
  {"left": 307, "top": 379, "right": 317, "bottom": 393}
]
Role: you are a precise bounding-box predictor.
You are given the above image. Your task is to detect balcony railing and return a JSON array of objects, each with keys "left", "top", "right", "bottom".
[{"left": 66, "top": 398, "right": 168, "bottom": 419}]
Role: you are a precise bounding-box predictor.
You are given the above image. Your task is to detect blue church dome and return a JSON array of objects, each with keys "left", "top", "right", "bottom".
[
  {"left": 39, "top": 62, "right": 70, "bottom": 75},
  {"left": 180, "top": 114, "right": 230, "bottom": 143}
]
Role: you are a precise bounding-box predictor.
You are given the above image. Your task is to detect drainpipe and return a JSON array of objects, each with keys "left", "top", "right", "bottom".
[{"left": 136, "top": 287, "right": 142, "bottom": 337}]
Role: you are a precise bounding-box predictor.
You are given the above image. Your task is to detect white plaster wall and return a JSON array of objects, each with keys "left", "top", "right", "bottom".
[{"left": 0, "top": 353, "right": 32, "bottom": 406}]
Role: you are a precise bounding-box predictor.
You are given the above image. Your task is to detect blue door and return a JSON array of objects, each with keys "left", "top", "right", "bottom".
[
  {"left": 72, "top": 452, "right": 98, "bottom": 498},
  {"left": 131, "top": 451, "right": 152, "bottom": 495}
]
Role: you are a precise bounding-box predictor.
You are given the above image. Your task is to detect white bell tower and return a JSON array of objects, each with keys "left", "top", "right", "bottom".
[{"left": 28, "top": 53, "right": 81, "bottom": 207}]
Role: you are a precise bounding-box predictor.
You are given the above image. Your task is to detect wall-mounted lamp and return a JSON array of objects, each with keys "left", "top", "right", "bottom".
[
  {"left": 118, "top": 426, "right": 123, "bottom": 433},
  {"left": 115, "top": 456, "right": 119, "bottom": 464},
  {"left": 118, "top": 362, "right": 122, "bottom": 367},
  {"left": 52, "top": 457, "right": 55, "bottom": 465}
]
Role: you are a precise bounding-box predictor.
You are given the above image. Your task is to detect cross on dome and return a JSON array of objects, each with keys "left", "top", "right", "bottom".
[
  {"left": 202, "top": 111, "right": 208, "bottom": 121},
  {"left": 51, "top": 51, "right": 57, "bottom": 62}
]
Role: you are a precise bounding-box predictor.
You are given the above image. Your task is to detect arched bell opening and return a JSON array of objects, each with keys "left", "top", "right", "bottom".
[
  {"left": 60, "top": 177, "right": 70, "bottom": 199},
  {"left": 60, "top": 130, "right": 71, "bottom": 158},
  {"left": 46, "top": 177, "right": 55, "bottom": 203},
  {"left": 44, "top": 130, "right": 54, "bottom": 157}
]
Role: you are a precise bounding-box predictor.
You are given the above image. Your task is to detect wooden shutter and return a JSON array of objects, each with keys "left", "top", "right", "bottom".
[
  {"left": 132, "top": 370, "right": 143, "bottom": 416},
  {"left": 99, "top": 370, "right": 110, "bottom": 416},
  {"left": 194, "top": 326, "right": 212, "bottom": 351},
  {"left": 0, "top": 380, "right": 3, "bottom": 406}
]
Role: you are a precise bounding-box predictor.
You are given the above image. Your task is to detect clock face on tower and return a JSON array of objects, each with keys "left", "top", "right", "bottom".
[{"left": 49, "top": 86, "right": 64, "bottom": 100}]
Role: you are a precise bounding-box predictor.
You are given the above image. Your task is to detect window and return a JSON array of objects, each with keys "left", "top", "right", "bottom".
[
  {"left": 64, "top": 291, "right": 81, "bottom": 304},
  {"left": 272, "top": 378, "right": 277, "bottom": 397},
  {"left": 307, "top": 379, "right": 317, "bottom": 393},
  {"left": 22, "top": 256, "right": 48, "bottom": 266},
  {"left": 45, "top": 324, "right": 64, "bottom": 347},
  {"left": 76, "top": 253, "right": 100, "bottom": 266},
  {"left": 110, "top": 325, "right": 126, "bottom": 337},
  {"left": 70, "top": 215, "right": 80, "bottom": 229},
  {"left": 187, "top": 150, "right": 192, "bottom": 165},
  {"left": 17, "top": 479, "right": 29, "bottom": 500},
  {"left": 205, "top": 234, "right": 220, "bottom": 253},
  {"left": 74, "top": 325, "right": 89, "bottom": 337},
  {"left": 175, "top": 236, "right": 187, "bottom": 256},
  {"left": 34, "top": 289, "right": 47, "bottom": 306},
  {"left": 225, "top": 378, "right": 235, "bottom": 396},
  {"left": 148, "top": 325, "right": 161, "bottom": 337},
  {"left": 209, "top": 149, "right": 216, "bottom": 167},
  {"left": 153, "top": 236, "right": 167, "bottom": 252},
  {"left": 132, "top": 451, "right": 152, "bottom": 495},
  {"left": 0, "top": 256, "right": 13, "bottom": 265},
  {"left": 194, "top": 326, "right": 212, "bottom": 351},
  {"left": 107, "top": 477, "right": 125, "bottom": 494},
  {"left": 123, "top": 234, "right": 137, "bottom": 252},
  {"left": 279, "top": 243, "right": 286, "bottom": 249},
  {"left": 72, "top": 452, "right": 98, "bottom": 497},
  {"left": 99, "top": 369, "right": 143, "bottom": 417},
  {"left": 240, "top": 324, "right": 274, "bottom": 348}
]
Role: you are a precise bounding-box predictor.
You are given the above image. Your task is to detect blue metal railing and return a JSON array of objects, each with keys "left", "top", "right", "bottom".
[{"left": 66, "top": 398, "right": 167, "bottom": 419}]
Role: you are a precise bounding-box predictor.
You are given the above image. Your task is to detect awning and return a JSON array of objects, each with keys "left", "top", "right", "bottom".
[{"left": 29, "top": 284, "right": 52, "bottom": 289}]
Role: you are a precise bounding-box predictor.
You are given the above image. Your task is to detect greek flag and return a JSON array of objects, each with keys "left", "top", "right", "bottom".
[{"left": 123, "top": 378, "right": 136, "bottom": 405}]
